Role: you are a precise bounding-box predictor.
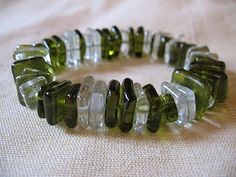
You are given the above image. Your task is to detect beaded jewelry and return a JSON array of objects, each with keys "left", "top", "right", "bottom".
[{"left": 11, "top": 26, "right": 228, "bottom": 133}]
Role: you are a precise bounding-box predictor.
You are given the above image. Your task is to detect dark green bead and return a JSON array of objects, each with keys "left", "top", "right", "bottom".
[
  {"left": 110, "top": 26, "right": 122, "bottom": 57},
  {"left": 118, "top": 78, "right": 137, "bottom": 132},
  {"left": 190, "top": 60, "right": 226, "bottom": 72},
  {"left": 102, "top": 28, "right": 115, "bottom": 59},
  {"left": 128, "top": 27, "right": 135, "bottom": 56},
  {"left": 105, "top": 80, "right": 120, "bottom": 128},
  {"left": 143, "top": 84, "right": 162, "bottom": 133},
  {"left": 134, "top": 26, "right": 144, "bottom": 57},
  {"left": 43, "top": 81, "right": 72, "bottom": 125},
  {"left": 160, "top": 94, "right": 178, "bottom": 122},
  {"left": 96, "top": 29, "right": 111, "bottom": 60},
  {"left": 75, "top": 29, "right": 86, "bottom": 63},
  {"left": 171, "top": 69, "right": 212, "bottom": 119},
  {"left": 37, "top": 81, "right": 59, "bottom": 118},
  {"left": 51, "top": 35, "right": 66, "bottom": 68},
  {"left": 190, "top": 69, "right": 228, "bottom": 103},
  {"left": 64, "top": 83, "right": 81, "bottom": 128}
]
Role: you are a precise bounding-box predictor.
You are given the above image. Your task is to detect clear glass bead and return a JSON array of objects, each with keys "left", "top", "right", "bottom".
[
  {"left": 83, "top": 33, "right": 94, "bottom": 63},
  {"left": 19, "top": 76, "right": 47, "bottom": 109},
  {"left": 161, "top": 81, "right": 189, "bottom": 125},
  {"left": 89, "top": 80, "right": 107, "bottom": 129},
  {"left": 143, "top": 30, "right": 152, "bottom": 55},
  {"left": 150, "top": 32, "right": 161, "bottom": 60},
  {"left": 120, "top": 29, "right": 129, "bottom": 57},
  {"left": 133, "top": 83, "right": 149, "bottom": 133},
  {"left": 77, "top": 75, "right": 94, "bottom": 128},
  {"left": 60, "top": 36, "right": 73, "bottom": 67}
]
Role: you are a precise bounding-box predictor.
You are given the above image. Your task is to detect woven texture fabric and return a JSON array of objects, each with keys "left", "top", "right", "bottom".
[{"left": 1, "top": 0, "right": 236, "bottom": 176}]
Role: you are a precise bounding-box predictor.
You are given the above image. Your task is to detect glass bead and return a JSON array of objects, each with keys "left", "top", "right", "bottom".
[
  {"left": 83, "top": 33, "right": 94, "bottom": 62},
  {"left": 89, "top": 80, "right": 107, "bottom": 129},
  {"left": 105, "top": 80, "right": 120, "bottom": 128},
  {"left": 128, "top": 27, "right": 135, "bottom": 56},
  {"left": 102, "top": 28, "right": 115, "bottom": 59},
  {"left": 133, "top": 83, "right": 149, "bottom": 133},
  {"left": 110, "top": 26, "right": 122, "bottom": 57},
  {"left": 75, "top": 29, "right": 86, "bottom": 63},
  {"left": 51, "top": 35, "right": 66, "bottom": 68},
  {"left": 159, "top": 94, "right": 178, "bottom": 122},
  {"left": 120, "top": 29, "right": 129, "bottom": 57},
  {"left": 143, "top": 84, "right": 162, "bottom": 133},
  {"left": 43, "top": 81, "right": 72, "bottom": 125},
  {"left": 190, "top": 60, "right": 226, "bottom": 73},
  {"left": 118, "top": 78, "right": 137, "bottom": 132},
  {"left": 64, "top": 83, "right": 81, "bottom": 128},
  {"left": 134, "top": 26, "right": 144, "bottom": 57},
  {"left": 37, "top": 81, "right": 59, "bottom": 118},
  {"left": 171, "top": 69, "right": 212, "bottom": 120},
  {"left": 77, "top": 75, "right": 94, "bottom": 128},
  {"left": 143, "top": 30, "right": 152, "bottom": 55}
]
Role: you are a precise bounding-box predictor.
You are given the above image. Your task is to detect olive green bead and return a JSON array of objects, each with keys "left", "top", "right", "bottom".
[
  {"left": 128, "top": 27, "right": 135, "bottom": 56},
  {"left": 190, "top": 60, "right": 226, "bottom": 72},
  {"left": 110, "top": 26, "right": 122, "bottom": 57},
  {"left": 134, "top": 26, "right": 144, "bottom": 57},
  {"left": 160, "top": 94, "right": 178, "bottom": 122},
  {"left": 43, "top": 81, "right": 72, "bottom": 125},
  {"left": 118, "top": 78, "right": 137, "bottom": 132},
  {"left": 96, "top": 29, "right": 112, "bottom": 60},
  {"left": 75, "top": 29, "right": 86, "bottom": 63},
  {"left": 171, "top": 69, "right": 212, "bottom": 120},
  {"left": 143, "top": 84, "right": 162, "bottom": 133},
  {"left": 37, "top": 81, "right": 59, "bottom": 118},
  {"left": 102, "top": 28, "right": 115, "bottom": 59},
  {"left": 64, "top": 83, "right": 81, "bottom": 128}
]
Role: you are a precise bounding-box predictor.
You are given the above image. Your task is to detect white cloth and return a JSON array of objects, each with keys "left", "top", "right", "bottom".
[{"left": 0, "top": 0, "right": 236, "bottom": 176}]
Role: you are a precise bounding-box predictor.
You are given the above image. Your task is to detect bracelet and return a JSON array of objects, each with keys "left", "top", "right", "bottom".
[{"left": 11, "top": 26, "right": 228, "bottom": 133}]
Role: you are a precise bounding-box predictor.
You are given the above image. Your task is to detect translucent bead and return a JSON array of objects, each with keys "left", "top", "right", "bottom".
[
  {"left": 19, "top": 76, "right": 48, "bottom": 109},
  {"left": 184, "top": 46, "right": 209, "bottom": 70},
  {"left": 60, "top": 36, "right": 72, "bottom": 67},
  {"left": 134, "top": 26, "right": 144, "bottom": 57},
  {"left": 77, "top": 75, "right": 94, "bottom": 128},
  {"left": 161, "top": 82, "right": 189, "bottom": 125},
  {"left": 13, "top": 44, "right": 51, "bottom": 65},
  {"left": 89, "top": 80, "right": 107, "bottom": 129},
  {"left": 143, "top": 30, "right": 152, "bottom": 55},
  {"left": 133, "top": 83, "right": 150, "bottom": 133},
  {"left": 120, "top": 29, "right": 129, "bottom": 57},
  {"left": 110, "top": 26, "right": 122, "bottom": 57},
  {"left": 172, "top": 83, "right": 196, "bottom": 121}
]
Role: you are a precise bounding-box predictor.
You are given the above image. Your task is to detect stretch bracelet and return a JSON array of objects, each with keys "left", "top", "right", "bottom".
[{"left": 11, "top": 26, "right": 228, "bottom": 133}]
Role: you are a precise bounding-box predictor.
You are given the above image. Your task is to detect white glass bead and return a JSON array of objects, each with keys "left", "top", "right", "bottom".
[
  {"left": 184, "top": 45, "right": 209, "bottom": 70},
  {"left": 13, "top": 44, "right": 51, "bottom": 65},
  {"left": 120, "top": 29, "right": 129, "bottom": 57},
  {"left": 143, "top": 30, "right": 152, "bottom": 55},
  {"left": 83, "top": 33, "right": 94, "bottom": 62},
  {"left": 172, "top": 83, "right": 196, "bottom": 121},
  {"left": 77, "top": 75, "right": 94, "bottom": 128},
  {"left": 133, "top": 83, "right": 150, "bottom": 133},
  {"left": 89, "top": 80, "right": 107, "bottom": 129},
  {"left": 19, "top": 76, "right": 47, "bottom": 109},
  {"left": 60, "top": 36, "right": 73, "bottom": 67},
  {"left": 161, "top": 82, "right": 189, "bottom": 125},
  {"left": 164, "top": 34, "right": 184, "bottom": 64}
]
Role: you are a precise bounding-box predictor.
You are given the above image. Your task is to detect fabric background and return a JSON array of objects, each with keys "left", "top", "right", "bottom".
[{"left": 0, "top": 0, "right": 236, "bottom": 176}]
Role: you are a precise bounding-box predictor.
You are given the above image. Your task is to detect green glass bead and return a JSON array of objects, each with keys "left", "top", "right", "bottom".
[
  {"left": 102, "top": 28, "right": 115, "bottom": 59},
  {"left": 160, "top": 94, "right": 178, "bottom": 122},
  {"left": 51, "top": 35, "right": 66, "bottom": 67},
  {"left": 190, "top": 60, "right": 226, "bottom": 72},
  {"left": 128, "top": 27, "right": 135, "bottom": 56},
  {"left": 64, "top": 83, "right": 81, "bottom": 128},
  {"left": 75, "top": 29, "right": 86, "bottom": 63},
  {"left": 118, "top": 78, "right": 137, "bottom": 132},
  {"left": 143, "top": 84, "right": 162, "bottom": 133},
  {"left": 190, "top": 69, "right": 228, "bottom": 103},
  {"left": 171, "top": 69, "right": 212, "bottom": 120},
  {"left": 134, "top": 26, "right": 144, "bottom": 57},
  {"left": 96, "top": 29, "right": 110, "bottom": 60},
  {"left": 37, "top": 81, "right": 59, "bottom": 118},
  {"left": 105, "top": 80, "right": 120, "bottom": 128},
  {"left": 16, "top": 72, "right": 53, "bottom": 108},
  {"left": 110, "top": 26, "right": 122, "bottom": 57},
  {"left": 43, "top": 81, "right": 72, "bottom": 125}
]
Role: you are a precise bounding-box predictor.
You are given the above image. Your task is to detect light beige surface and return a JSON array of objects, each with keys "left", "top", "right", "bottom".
[{"left": 0, "top": 0, "right": 236, "bottom": 176}]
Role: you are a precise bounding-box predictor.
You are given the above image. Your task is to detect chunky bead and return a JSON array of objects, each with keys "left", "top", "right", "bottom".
[
  {"left": 159, "top": 94, "right": 178, "bottom": 122},
  {"left": 190, "top": 60, "right": 226, "bottom": 72},
  {"left": 184, "top": 46, "right": 210, "bottom": 70},
  {"left": 105, "top": 80, "right": 120, "bottom": 128},
  {"left": 150, "top": 32, "right": 173, "bottom": 60},
  {"left": 11, "top": 57, "right": 54, "bottom": 106},
  {"left": 102, "top": 28, "right": 115, "bottom": 59},
  {"left": 134, "top": 26, "right": 144, "bottom": 57},
  {"left": 161, "top": 82, "right": 191, "bottom": 125},
  {"left": 37, "top": 81, "right": 59, "bottom": 118},
  {"left": 133, "top": 83, "right": 149, "bottom": 133},
  {"left": 118, "top": 78, "right": 137, "bottom": 132},
  {"left": 120, "top": 29, "right": 129, "bottom": 57},
  {"left": 128, "top": 27, "right": 135, "bottom": 56},
  {"left": 143, "top": 84, "right": 162, "bottom": 133},
  {"left": 64, "top": 83, "right": 81, "bottom": 128},
  {"left": 75, "top": 29, "right": 86, "bottom": 63},
  {"left": 51, "top": 35, "right": 66, "bottom": 68},
  {"left": 13, "top": 43, "right": 51, "bottom": 64},
  {"left": 89, "top": 80, "right": 107, "bottom": 129},
  {"left": 190, "top": 69, "right": 228, "bottom": 103},
  {"left": 171, "top": 69, "right": 212, "bottom": 120},
  {"left": 110, "top": 26, "right": 122, "bottom": 57},
  {"left": 43, "top": 81, "right": 72, "bottom": 125},
  {"left": 77, "top": 76, "right": 94, "bottom": 128},
  {"left": 142, "top": 30, "right": 152, "bottom": 55}
]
